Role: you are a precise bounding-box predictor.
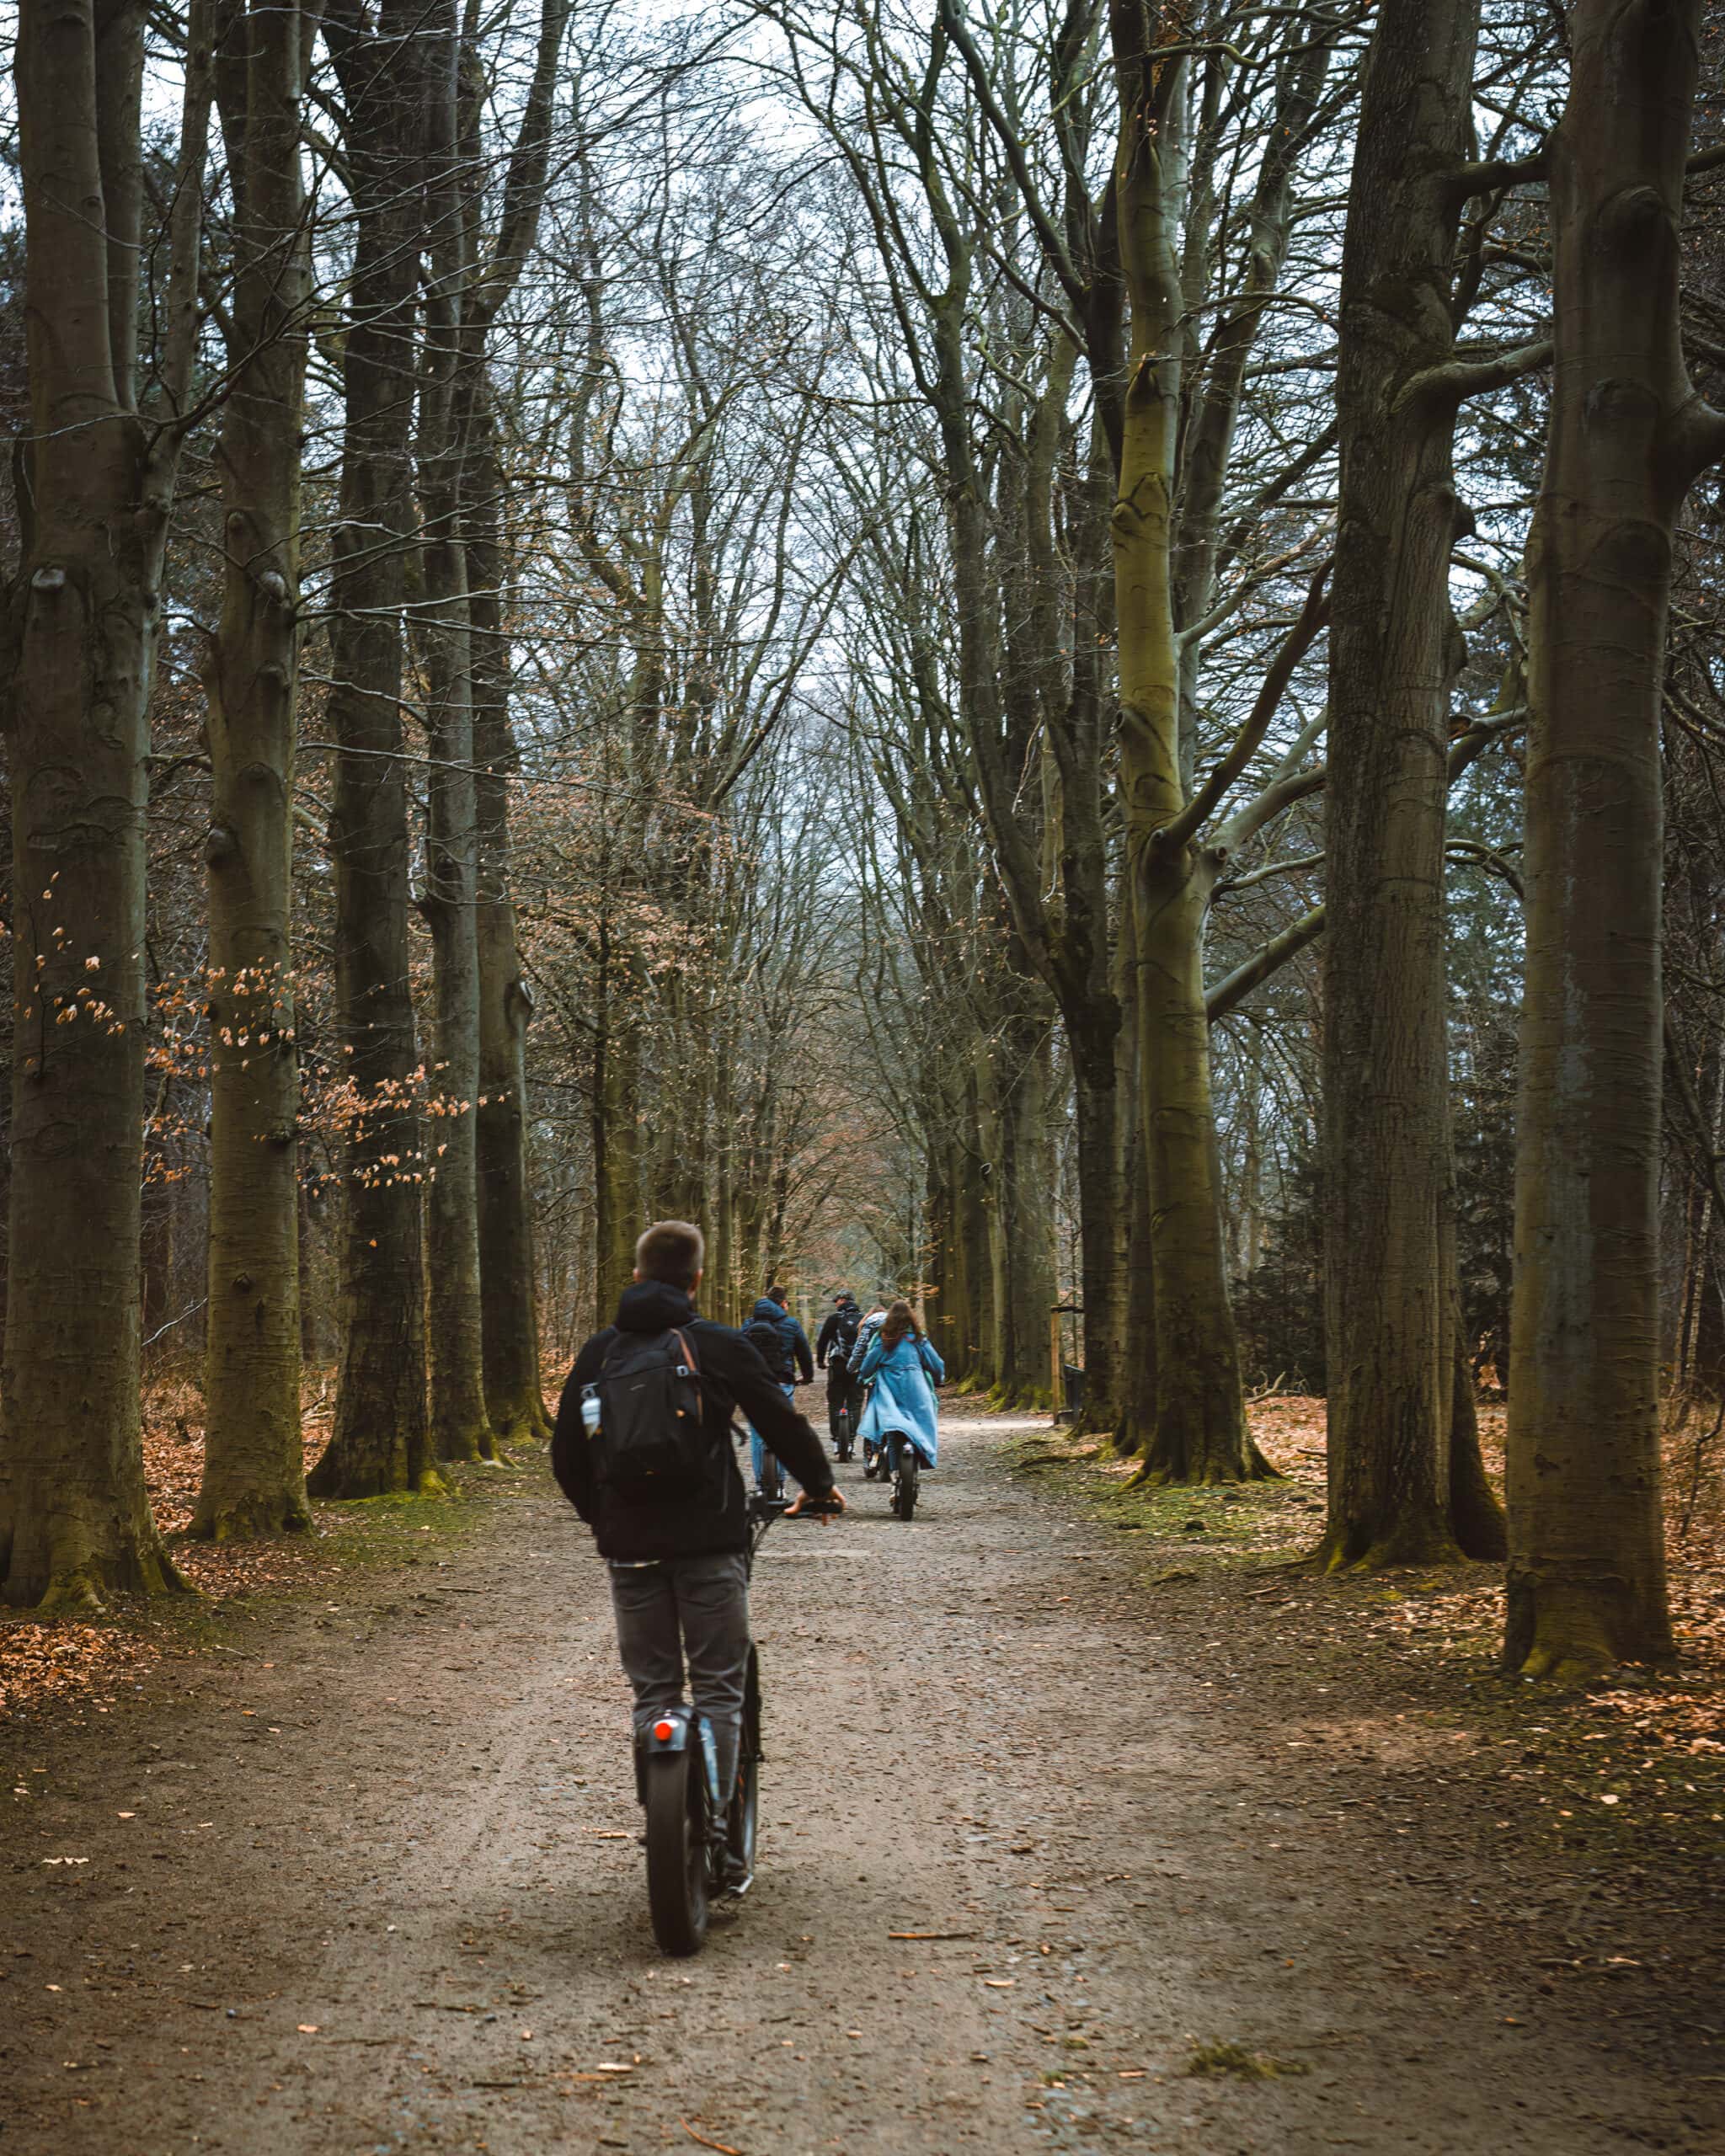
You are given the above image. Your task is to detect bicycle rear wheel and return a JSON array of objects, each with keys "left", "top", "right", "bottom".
[
  {"left": 894, "top": 1444, "right": 919, "bottom": 1520},
  {"left": 644, "top": 1748, "right": 709, "bottom": 1955}
]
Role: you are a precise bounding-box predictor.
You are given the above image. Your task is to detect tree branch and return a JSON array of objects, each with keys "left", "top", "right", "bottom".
[
  {"left": 1450, "top": 142, "right": 1550, "bottom": 200},
  {"left": 936, "top": 0, "right": 1087, "bottom": 314},
  {"left": 1395, "top": 338, "right": 1553, "bottom": 414},
  {"left": 1159, "top": 557, "right": 1331, "bottom": 853},
  {"left": 1205, "top": 907, "right": 1324, "bottom": 1022}
]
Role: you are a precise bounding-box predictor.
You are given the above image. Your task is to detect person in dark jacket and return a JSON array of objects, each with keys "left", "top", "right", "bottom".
[
  {"left": 553, "top": 1220, "right": 841, "bottom": 1884},
  {"left": 761, "top": 1283, "right": 814, "bottom": 1381},
  {"left": 739, "top": 1286, "right": 814, "bottom": 1496},
  {"left": 815, "top": 1290, "right": 863, "bottom": 1444}
]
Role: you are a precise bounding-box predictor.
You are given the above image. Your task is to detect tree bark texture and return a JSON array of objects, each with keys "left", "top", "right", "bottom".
[
  {"left": 195, "top": 0, "right": 316, "bottom": 1542},
  {"left": 310, "top": 0, "right": 432, "bottom": 1499},
  {"left": 0, "top": 0, "right": 201, "bottom": 1609},
  {"left": 976, "top": 990, "right": 1058, "bottom": 1406},
  {"left": 1507, "top": 0, "right": 1722, "bottom": 1675},
  {"left": 1109, "top": 7, "right": 1255, "bottom": 1481},
  {"left": 591, "top": 918, "right": 644, "bottom": 1331},
  {"left": 1112, "top": 896, "right": 1157, "bottom": 1449},
  {"left": 469, "top": 413, "right": 548, "bottom": 1442},
  {"left": 1319, "top": 0, "right": 1480, "bottom": 1566},
  {"left": 1058, "top": 424, "right": 1130, "bottom": 1439},
  {"left": 417, "top": 0, "right": 498, "bottom": 1465}
]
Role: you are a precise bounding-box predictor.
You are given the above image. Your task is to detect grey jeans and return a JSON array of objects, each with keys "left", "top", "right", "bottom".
[{"left": 608, "top": 1552, "right": 750, "bottom": 1804}]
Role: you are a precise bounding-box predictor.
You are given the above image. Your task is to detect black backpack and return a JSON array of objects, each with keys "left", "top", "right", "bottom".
[
  {"left": 833, "top": 1307, "right": 862, "bottom": 1363},
  {"left": 590, "top": 1326, "right": 716, "bottom": 1499},
  {"left": 741, "top": 1313, "right": 792, "bottom": 1380}
]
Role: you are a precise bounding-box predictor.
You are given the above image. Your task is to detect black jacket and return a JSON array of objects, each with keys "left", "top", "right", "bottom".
[
  {"left": 552, "top": 1281, "right": 835, "bottom": 1561},
  {"left": 743, "top": 1295, "right": 814, "bottom": 1384},
  {"left": 816, "top": 1303, "right": 861, "bottom": 1371}
]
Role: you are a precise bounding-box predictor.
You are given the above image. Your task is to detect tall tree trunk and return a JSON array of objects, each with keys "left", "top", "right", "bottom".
[
  {"left": 0, "top": 0, "right": 207, "bottom": 1609},
  {"left": 925, "top": 1135, "right": 956, "bottom": 1368},
  {"left": 591, "top": 924, "right": 643, "bottom": 1327},
  {"left": 1443, "top": 1102, "right": 1507, "bottom": 1558},
  {"left": 1507, "top": 0, "right": 1722, "bottom": 1675},
  {"left": 195, "top": 0, "right": 314, "bottom": 1542},
  {"left": 993, "top": 1006, "right": 1058, "bottom": 1404},
  {"left": 1071, "top": 1028, "right": 1125, "bottom": 1433},
  {"left": 1112, "top": 889, "right": 1156, "bottom": 1449},
  {"left": 1060, "top": 422, "right": 1128, "bottom": 1439},
  {"left": 468, "top": 398, "right": 548, "bottom": 1442},
  {"left": 417, "top": 0, "right": 497, "bottom": 1465},
  {"left": 310, "top": 0, "right": 432, "bottom": 1499},
  {"left": 933, "top": 1061, "right": 988, "bottom": 1391},
  {"left": 1319, "top": 0, "right": 1482, "bottom": 1566},
  {"left": 977, "top": 1031, "right": 1009, "bottom": 1387},
  {"left": 1108, "top": 8, "right": 1256, "bottom": 1483}
]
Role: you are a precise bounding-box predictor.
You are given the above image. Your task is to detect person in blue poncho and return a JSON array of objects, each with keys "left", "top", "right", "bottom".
[{"left": 854, "top": 1299, "right": 944, "bottom": 1497}]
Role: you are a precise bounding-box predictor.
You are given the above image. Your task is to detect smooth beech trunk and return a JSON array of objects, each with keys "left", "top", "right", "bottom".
[
  {"left": 985, "top": 1005, "right": 1057, "bottom": 1406},
  {"left": 1071, "top": 1037, "right": 1125, "bottom": 1431},
  {"left": 470, "top": 415, "right": 548, "bottom": 1442},
  {"left": 195, "top": 0, "right": 315, "bottom": 1542},
  {"left": 591, "top": 932, "right": 644, "bottom": 1329},
  {"left": 310, "top": 0, "right": 432, "bottom": 1499},
  {"left": 1108, "top": 6, "right": 1255, "bottom": 1482},
  {"left": 1060, "top": 430, "right": 1130, "bottom": 1443},
  {"left": 1112, "top": 899, "right": 1156, "bottom": 1449},
  {"left": 1320, "top": 0, "right": 1480, "bottom": 1567},
  {"left": 0, "top": 0, "right": 206, "bottom": 1609},
  {"left": 1507, "top": 0, "right": 1722, "bottom": 1675},
  {"left": 418, "top": 0, "right": 498, "bottom": 1465}
]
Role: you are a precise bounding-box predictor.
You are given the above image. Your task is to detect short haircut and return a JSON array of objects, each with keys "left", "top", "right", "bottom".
[
  {"left": 635, "top": 1219, "right": 705, "bottom": 1290},
  {"left": 766, "top": 1282, "right": 788, "bottom": 1305}
]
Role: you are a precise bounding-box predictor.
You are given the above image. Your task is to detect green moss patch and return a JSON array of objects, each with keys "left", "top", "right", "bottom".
[{"left": 1186, "top": 2041, "right": 1310, "bottom": 2080}]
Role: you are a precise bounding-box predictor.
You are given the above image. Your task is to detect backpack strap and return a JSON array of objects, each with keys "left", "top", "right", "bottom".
[{"left": 601, "top": 1325, "right": 702, "bottom": 1376}]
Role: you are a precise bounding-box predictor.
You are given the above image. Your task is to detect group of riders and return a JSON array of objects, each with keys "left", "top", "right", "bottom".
[
  {"left": 735, "top": 1285, "right": 945, "bottom": 1498},
  {"left": 550, "top": 1219, "right": 945, "bottom": 1902}
]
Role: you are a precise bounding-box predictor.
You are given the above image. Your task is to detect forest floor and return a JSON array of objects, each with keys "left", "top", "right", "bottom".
[{"left": 3, "top": 1396, "right": 1722, "bottom": 2156}]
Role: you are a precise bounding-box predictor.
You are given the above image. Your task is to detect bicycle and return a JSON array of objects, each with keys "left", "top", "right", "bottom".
[{"left": 637, "top": 1491, "right": 839, "bottom": 1956}]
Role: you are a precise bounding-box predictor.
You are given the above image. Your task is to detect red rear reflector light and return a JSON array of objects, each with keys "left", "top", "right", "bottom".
[{"left": 653, "top": 1720, "right": 675, "bottom": 1742}]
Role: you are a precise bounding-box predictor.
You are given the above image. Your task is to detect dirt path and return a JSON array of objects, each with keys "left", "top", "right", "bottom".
[{"left": 3, "top": 1403, "right": 1716, "bottom": 2155}]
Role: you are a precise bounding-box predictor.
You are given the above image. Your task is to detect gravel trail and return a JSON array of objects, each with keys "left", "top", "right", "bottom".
[{"left": 2, "top": 1401, "right": 1711, "bottom": 2154}]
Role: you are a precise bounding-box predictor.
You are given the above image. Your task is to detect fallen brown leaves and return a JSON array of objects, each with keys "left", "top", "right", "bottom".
[
  {"left": 142, "top": 1371, "right": 339, "bottom": 1608},
  {"left": 1016, "top": 1389, "right": 1725, "bottom": 1857},
  {"left": 0, "top": 1620, "right": 141, "bottom": 1719},
  {"left": 1, "top": 1369, "right": 344, "bottom": 1722}
]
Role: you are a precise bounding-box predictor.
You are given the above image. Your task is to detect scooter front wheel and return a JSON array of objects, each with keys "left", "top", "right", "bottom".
[{"left": 644, "top": 1749, "right": 709, "bottom": 1956}]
